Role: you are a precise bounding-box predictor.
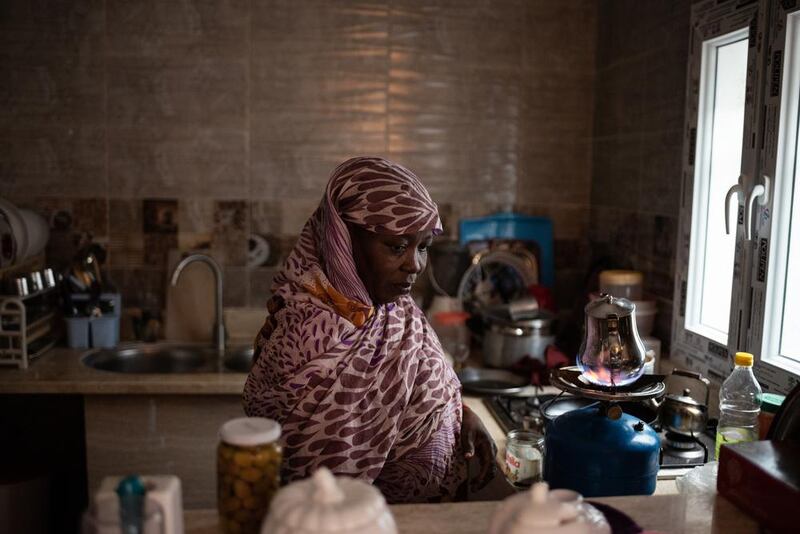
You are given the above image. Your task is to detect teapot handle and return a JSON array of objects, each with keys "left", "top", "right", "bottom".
[{"left": 670, "top": 368, "right": 710, "bottom": 408}]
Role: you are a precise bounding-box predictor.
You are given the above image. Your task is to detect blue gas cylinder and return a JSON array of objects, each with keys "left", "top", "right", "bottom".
[{"left": 544, "top": 403, "right": 660, "bottom": 497}]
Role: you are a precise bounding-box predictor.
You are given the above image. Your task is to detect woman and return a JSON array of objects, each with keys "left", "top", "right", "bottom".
[{"left": 244, "top": 156, "right": 495, "bottom": 503}]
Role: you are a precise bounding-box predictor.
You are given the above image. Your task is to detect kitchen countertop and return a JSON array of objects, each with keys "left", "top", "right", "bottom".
[
  {"left": 183, "top": 492, "right": 757, "bottom": 533},
  {"left": 7, "top": 348, "right": 744, "bottom": 534},
  {"left": 0, "top": 346, "right": 247, "bottom": 395},
  {"left": 1, "top": 349, "right": 686, "bottom": 494}
]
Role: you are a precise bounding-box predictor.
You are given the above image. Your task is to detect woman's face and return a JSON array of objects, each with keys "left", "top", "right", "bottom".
[{"left": 350, "top": 225, "right": 434, "bottom": 305}]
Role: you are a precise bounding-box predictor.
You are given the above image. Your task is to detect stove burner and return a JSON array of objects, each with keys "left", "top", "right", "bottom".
[
  {"left": 549, "top": 366, "right": 666, "bottom": 402},
  {"left": 664, "top": 431, "right": 701, "bottom": 449},
  {"left": 662, "top": 431, "right": 709, "bottom": 461}
]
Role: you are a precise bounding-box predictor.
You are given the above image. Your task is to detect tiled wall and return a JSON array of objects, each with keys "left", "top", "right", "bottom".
[
  {"left": 589, "top": 0, "right": 692, "bottom": 351},
  {"left": 1, "top": 1, "right": 597, "bottom": 318}
]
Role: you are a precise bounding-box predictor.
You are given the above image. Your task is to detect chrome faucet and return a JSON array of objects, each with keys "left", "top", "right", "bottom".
[{"left": 170, "top": 253, "right": 226, "bottom": 353}]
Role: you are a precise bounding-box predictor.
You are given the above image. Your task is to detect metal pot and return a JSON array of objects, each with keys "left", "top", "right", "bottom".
[
  {"left": 648, "top": 369, "right": 710, "bottom": 436},
  {"left": 482, "top": 307, "right": 555, "bottom": 368}
]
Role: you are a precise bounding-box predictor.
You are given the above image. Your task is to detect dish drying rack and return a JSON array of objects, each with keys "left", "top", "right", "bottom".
[{"left": 0, "top": 259, "right": 59, "bottom": 369}]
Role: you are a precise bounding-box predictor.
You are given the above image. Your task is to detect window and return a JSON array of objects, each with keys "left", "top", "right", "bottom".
[
  {"left": 675, "top": 0, "right": 800, "bottom": 393},
  {"left": 753, "top": 5, "right": 800, "bottom": 388},
  {"left": 686, "top": 29, "right": 748, "bottom": 346}
]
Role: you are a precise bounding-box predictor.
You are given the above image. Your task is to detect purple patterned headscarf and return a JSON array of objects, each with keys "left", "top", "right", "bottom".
[
  {"left": 243, "top": 157, "right": 465, "bottom": 503},
  {"left": 320, "top": 157, "right": 442, "bottom": 306}
]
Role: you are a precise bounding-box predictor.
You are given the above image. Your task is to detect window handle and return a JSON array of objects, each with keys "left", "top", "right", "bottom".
[
  {"left": 744, "top": 175, "right": 771, "bottom": 241},
  {"left": 725, "top": 175, "right": 745, "bottom": 235}
]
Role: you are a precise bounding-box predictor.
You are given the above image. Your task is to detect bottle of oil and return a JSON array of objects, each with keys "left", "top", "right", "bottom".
[{"left": 715, "top": 352, "right": 762, "bottom": 458}]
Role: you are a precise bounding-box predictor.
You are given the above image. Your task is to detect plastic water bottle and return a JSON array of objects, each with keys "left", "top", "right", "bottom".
[{"left": 715, "top": 352, "right": 762, "bottom": 458}]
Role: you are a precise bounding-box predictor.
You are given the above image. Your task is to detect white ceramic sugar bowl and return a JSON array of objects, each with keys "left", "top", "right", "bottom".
[
  {"left": 260, "top": 468, "right": 397, "bottom": 534},
  {"left": 488, "top": 482, "right": 610, "bottom": 534}
]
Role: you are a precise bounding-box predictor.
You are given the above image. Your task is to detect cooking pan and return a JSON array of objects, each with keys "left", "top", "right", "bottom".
[{"left": 457, "top": 368, "right": 529, "bottom": 396}]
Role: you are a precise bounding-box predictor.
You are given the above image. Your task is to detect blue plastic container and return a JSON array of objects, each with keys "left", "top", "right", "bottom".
[
  {"left": 90, "top": 316, "right": 119, "bottom": 348},
  {"left": 66, "top": 317, "right": 91, "bottom": 349},
  {"left": 458, "top": 212, "right": 554, "bottom": 288},
  {"left": 544, "top": 404, "right": 660, "bottom": 497},
  {"left": 66, "top": 293, "right": 121, "bottom": 348}
]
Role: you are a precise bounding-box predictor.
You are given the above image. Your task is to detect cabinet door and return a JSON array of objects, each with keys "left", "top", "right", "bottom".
[
  {"left": 672, "top": 0, "right": 763, "bottom": 383},
  {"left": 745, "top": 0, "right": 800, "bottom": 393}
]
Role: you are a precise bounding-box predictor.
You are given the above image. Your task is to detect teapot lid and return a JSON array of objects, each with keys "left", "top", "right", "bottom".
[
  {"left": 263, "top": 468, "right": 394, "bottom": 534},
  {"left": 666, "top": 388, "right": 703, "bottom": 407},
  {"left": 584, "top": 294, "right": 635, "bottom": 319},
  {"left": 489, "top": 482, "right": 592, "bottom": 534}
]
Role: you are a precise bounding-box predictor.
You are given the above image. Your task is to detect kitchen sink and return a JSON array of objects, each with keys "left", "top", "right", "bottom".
[
  {"left": 81, "top": 343, "right": 254, "bottom": 374},
  {"left": 221, "top": 345, "right": 255, "bottom": 373}
]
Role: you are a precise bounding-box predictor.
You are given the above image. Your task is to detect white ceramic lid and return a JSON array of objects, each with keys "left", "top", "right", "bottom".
[
  {"left": 513, "top": 483, "right": 580, "bottom": 531},
  {"left": 489, "top": 482, "right": 604, "bottom": 534},
  {"left": 264, "top": 468, "right": 393, "bottom": 533},
  {"left": 219, "top": 417, "right": 280, "bottom": 446}
]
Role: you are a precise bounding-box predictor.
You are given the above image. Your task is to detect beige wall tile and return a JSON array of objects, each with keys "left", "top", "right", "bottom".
[
  {"left": 108, "top": 128, "right": 248, "bottom": 198},
  {"left": 2, "top": 0, "right": 603, "bottom": 318}
]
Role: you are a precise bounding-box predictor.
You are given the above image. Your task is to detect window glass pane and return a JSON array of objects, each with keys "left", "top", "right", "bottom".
[
  {"left": 687, "top": 34, "right": 748, "bottom": 344},
  {"left": 780, "top": 186, "right": 800, "bottom": 362},
  {"left": 779, "top": 100, "right": 800, "bottom": 362},
  {"left": 700, "top": 40, "right": 747, "bottom": 333},
  {"left": 762, "top": 11, "right": 800, "bottom": 379}
]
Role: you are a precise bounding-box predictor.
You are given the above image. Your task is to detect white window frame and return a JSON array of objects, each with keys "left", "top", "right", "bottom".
[
  {"left": 685, "top": 28, "right": 749, "bottom": 347},
  {"left": 744, "top": 2, "right": 800, "bottom": 392},
  {"left": 672, "top": 0, "right": 760, "bottom": 384}
]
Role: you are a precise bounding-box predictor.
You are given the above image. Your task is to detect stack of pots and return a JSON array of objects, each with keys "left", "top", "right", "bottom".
[{"left": 482, "top": 301, "right": 555, "bottom": 369}]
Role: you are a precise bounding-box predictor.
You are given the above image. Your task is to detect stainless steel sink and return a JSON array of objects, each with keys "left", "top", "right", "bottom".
[
  {"left": 222, "top": 345, "right": 255, "bottom": 373},
  {"left": 81, "top": 343, "right": 254, "bottom": 374}
]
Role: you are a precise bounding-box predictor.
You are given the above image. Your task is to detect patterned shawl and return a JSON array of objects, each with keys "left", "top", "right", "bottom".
[{"left": 243, "top": 156, "right": 465, "bottom": 503}]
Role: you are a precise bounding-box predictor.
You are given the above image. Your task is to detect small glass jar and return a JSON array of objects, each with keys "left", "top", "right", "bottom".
[
  {"left": 503, "top": 429, "right": 544, "bottom": 488},
  {"left": 218, "top": 417, "right": 282, "bottom": 534}
]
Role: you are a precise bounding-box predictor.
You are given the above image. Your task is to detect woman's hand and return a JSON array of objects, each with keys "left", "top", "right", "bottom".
[{"left": 460, "top": 404, "right": 498, "bottom": 492}]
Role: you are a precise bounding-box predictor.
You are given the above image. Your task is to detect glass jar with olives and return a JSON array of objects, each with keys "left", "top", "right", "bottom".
[{"left": 217, "top": 417, "right": 282, "bottom": 534}]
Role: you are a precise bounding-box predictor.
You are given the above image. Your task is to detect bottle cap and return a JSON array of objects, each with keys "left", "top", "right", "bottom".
[{"left": 734, "top": 352, "right": 754, "bottom": 366}]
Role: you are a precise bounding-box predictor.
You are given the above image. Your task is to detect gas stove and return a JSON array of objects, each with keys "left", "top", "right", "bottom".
[{"left": 484, "top": 394, "right": 716, "bottom": 469}]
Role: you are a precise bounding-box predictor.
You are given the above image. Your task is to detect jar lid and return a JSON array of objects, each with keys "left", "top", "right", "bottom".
[
  {"left": 762, "top": 393, "right": 786, "bottom": 414},
  {"left": 219, "top": 417, "right": 281, "bottom": 446},
  {"left": 584, "top": 294, "right": 635, "bottom": 318},
  {"left": 599, "top": 270, "right": 643, "bottom": 286}
]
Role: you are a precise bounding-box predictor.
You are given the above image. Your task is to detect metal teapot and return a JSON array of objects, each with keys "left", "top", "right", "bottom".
[
  {"left": 577, "top": 294, "right": 646, "bottom": 387},
  {"left": 646, "top": 369, "right": 710, "bottom": 436}
]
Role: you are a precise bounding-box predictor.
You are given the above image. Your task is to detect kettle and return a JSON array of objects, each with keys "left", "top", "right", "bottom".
[
  {"left": 577, "top": 294, "right": 646, "bottom": 387},
  {"left": 645, "top": 369, "right": 710, "bottom": 436}
]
